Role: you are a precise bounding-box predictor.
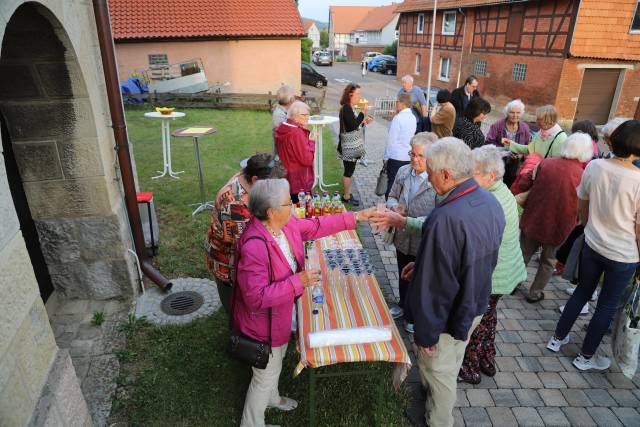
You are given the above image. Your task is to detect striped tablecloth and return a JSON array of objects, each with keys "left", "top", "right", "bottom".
[{"left": 294, "top": 230, "right": 411, "bottom": 388}]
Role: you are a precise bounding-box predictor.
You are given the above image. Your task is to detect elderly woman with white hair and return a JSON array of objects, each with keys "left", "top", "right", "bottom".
[
  {"left": 458, "top": 145, "right": 527, "bottom": 384},
  {"left": 485, "top": 99, "right": 532, "bottom": 147},
  {"left": 233, "top": 178, "right": 373, "bottom": 427},
  {"left": 383, "top": 132, "right": 439, "bottom": 332},
  {"left": 601, "top": 117, "right": 627, "bottom": 158},
  {"left": 517, "top": 132, "right": 595, "bottom": 303}
]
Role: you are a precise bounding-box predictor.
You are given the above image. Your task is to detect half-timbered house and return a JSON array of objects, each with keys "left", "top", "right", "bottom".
[{"left": 396, "top": 0, "right": 640, "bottom": 124}]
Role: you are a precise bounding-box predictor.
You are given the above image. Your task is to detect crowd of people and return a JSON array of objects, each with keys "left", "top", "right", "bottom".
[{"left": 203, "top": 77, "right": 640, "bottom": 427}]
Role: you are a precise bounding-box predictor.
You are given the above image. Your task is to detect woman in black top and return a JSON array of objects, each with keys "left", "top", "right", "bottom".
[
  {"left": 453, "top": 97, "right": 491, "bottom": 149},
  {"left": 338, "top": 83, "right": 372, "bottom": 206}
]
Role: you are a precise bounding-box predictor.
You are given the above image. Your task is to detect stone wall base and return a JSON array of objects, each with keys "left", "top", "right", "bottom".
[{"left": 28, "top": 349, "right": 91, "bottom": 427}]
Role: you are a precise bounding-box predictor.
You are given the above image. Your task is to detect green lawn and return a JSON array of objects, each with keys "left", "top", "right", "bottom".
[{"left": 110, "top": 108, "right": 410, "bottom": 426}]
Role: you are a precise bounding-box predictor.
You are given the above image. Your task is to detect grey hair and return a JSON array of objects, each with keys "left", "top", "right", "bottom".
[
  {"left": 601, "top": 117, "right": 626, "bottom": 138},
  {"left": 411, "top": 132, "right": 439, "bottom": 149},
  {"left": 472, "top": 145, "right": 506, "bottom": 181},
  {"left": 287, "top": 101, "right": 310, "bottom": 118},
  {"left": 276, "top": 84, "right": 296, "bottom": 106},
  {"left": 248, "top": 178, "right": 290, "bottom": 220},
  {"left": 401, "top": 75, "right": 414, "bottom": 84},
  {"left": 503, "top": 99, "right": 525, "bottom": 115},
  {"left": 425, "top": 137, "right": 474, "bottom": 180},
  {"left": 561, "top": 132, "right": 594, "bottom": 163}
]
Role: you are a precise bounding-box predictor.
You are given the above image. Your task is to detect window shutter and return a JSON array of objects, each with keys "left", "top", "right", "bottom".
[{"left": 506, "top": 11, "right": 524, "bottom": 44}]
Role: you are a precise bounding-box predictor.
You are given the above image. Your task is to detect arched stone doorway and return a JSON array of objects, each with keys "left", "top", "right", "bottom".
[
  {"left": 0, "top": 1, "right": 139, "bottom": 424},
  {"left": 0, "top": 2, "right": 137, "bottom": 301}
]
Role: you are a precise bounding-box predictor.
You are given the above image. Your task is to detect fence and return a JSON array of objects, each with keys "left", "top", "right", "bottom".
[{"left": 373, "top": 97, "right": 396, "bottom": 119}]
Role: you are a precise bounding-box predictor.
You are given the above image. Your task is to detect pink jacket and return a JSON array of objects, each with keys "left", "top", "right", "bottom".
[{"left": 232, "top": 213, "right": 356, "bottom": 347}]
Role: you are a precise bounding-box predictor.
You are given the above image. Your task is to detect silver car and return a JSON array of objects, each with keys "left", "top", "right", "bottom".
[{"left": 314, "top": 51, "right": 333, "bottom": 66}]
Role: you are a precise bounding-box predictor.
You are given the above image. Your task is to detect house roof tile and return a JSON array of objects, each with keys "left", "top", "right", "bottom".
[
  {"left": 108, "top": 0, "right": 306, "bottom": 41},
  {"left": 302, "top": 19, "right": 316, "bottom": 32},
  {"left": 330, "top": 6, "right": 377, "bottom": 34},
  {"left": 354, "top": 4, "right": 398, "bottom": 31},
  {"left": 394, "top": 0, "right": 526, "bottom": 12}
]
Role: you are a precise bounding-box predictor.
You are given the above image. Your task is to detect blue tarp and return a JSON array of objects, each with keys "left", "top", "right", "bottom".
[{"left": 120, "top": 77, "right": 148, "bottom": 103}]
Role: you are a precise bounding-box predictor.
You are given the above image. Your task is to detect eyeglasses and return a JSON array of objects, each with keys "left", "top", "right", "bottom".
[
  {"left": 408, "top": 151, "right": 425, "bottom": 159},
  {"left": 299, "top": 113, "right": 310, "bottom": 117},
  {"left": 281, "top": 201, "right": 293, "bottom": 207}
]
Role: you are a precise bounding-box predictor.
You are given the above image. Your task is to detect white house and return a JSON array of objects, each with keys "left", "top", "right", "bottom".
[
  {"left": 352, "top": 4, "right": 399, "bottom": 46},
  {"left": 329, "top": 6, "right": 375, "bottom": 56},
  {"left": 303, "top": 19, "right": 321, "bottom": 48}
]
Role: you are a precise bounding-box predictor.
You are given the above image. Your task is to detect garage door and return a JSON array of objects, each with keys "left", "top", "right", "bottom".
[{"left": 575, "top": 69, "right": 621, "bottom": 125}]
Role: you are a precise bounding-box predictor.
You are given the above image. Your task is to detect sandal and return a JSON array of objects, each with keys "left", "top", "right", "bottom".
[{"left": 480, "top": 360, "right": 497, "bottom": 377}]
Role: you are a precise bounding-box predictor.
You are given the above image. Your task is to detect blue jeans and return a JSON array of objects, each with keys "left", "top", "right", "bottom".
[{"left": 555, "top": 243, "right": 638, "bottom": 355}]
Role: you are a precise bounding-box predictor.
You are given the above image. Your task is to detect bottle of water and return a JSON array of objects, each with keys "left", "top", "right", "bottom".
[
  {"left": 297, "top": 191, "right": 306, "bottom": 208},
  {"left": 312, "top": 284, "right": 324, "bottom": 315}
]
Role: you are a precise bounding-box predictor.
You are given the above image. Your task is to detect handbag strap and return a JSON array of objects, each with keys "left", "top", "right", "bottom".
[
  {"left": 230, "top": 235, "right": 273, "bottom": 349},
  {"left": 544, "top": 130, "right": 565, "bottom": 159}
]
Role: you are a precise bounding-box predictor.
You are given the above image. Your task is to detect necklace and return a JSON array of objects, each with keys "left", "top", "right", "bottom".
[
  {"left": 263, "top": 222, "right": 282, "bottom": 237},
  {"left": 613, "top": 156, "right": 632, "bottom": 163}
]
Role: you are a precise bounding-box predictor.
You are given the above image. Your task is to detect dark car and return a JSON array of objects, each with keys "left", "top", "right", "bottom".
[
  {"left": 422, "top": 86, "right": 442, "bottom": 109},
  {"left": 368, "top": 55, "right": 395, "bottom": 72},
  {"left": 302, "top": 63, "right": 327, "bottom": 88},
  {"left": 377, "top": 58, "right": 397, "bottom": 75}
]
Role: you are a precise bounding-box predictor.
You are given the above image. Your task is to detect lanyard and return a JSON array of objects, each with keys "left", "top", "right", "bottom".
[{"left": 440, "top": 184, "right": 478, "bottom": 206}]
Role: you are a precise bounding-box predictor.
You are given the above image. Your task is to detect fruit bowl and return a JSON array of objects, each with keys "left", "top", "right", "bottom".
[{"left": 155, "top": 107, "right": 175, "bottom": 115}]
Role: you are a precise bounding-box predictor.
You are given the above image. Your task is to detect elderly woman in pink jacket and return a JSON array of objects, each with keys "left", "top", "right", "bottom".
[{"left": 234, "top": 178, "right": 373, "bottom": 427}]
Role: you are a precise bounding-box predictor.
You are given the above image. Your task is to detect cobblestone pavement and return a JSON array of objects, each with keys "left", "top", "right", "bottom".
[
  {"left": 327, "top": 117, "right": 640, "bottom": 426},
  {"left": 47, "top": 296, "right": 129, "bottom": 427}
]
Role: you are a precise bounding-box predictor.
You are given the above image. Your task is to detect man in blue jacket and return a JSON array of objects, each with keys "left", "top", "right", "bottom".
[{"left": 402, "top": 138, "right": 505, "bottom": 427}]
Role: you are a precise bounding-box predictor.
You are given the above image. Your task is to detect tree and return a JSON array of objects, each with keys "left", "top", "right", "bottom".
[
  {"left": 301, "top": 38, "right": 313, "bottom": 63},
  {"left": 320, "top": 30, "right": 329, "bottom": 49},
  {"left": 382, "top": 40, "right": 397, "bottom": 57}
]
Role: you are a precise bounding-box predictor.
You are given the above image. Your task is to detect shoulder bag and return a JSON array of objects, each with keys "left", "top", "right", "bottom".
[
  {"left": 228, "top": 236, "right": 273, "bottom": 369},
  {"left": 375, "top": 164, "right": 388, "bottom": 197},
  {"left": 544, "top": 130, "right": 566, "bottom": 159},
  {"left": 338, "top": 108, "right": 366, "bottom": 161}
]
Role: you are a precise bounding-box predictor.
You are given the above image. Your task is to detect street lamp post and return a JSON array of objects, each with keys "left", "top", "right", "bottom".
[{"left": 426, "top": 0, "right": 438, "bottom": 110}]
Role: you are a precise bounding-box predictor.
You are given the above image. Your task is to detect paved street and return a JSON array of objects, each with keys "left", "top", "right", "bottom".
[{"left": 315, "top": 92, "right": 640, "bottom": 426}]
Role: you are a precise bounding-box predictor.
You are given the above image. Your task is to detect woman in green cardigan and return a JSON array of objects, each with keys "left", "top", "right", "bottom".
[
  {"left": 504, "top": 105, "right": 566, "bottom": 159},
  {"left": 458, "top": 145, "right": 528, "bottom": 384}
]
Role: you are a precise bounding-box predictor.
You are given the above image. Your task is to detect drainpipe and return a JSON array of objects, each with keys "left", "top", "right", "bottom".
[
  {"left": 426, "top": 0, "right": 438, "bottom": 106},
  {"left": 456, "top": 8, "right": 467, "bottom": 88},
  {"left": 92, "top": 0, "right": 172, "bottom": 292}
]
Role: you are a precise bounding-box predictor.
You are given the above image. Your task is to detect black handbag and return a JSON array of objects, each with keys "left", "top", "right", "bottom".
[{"left": 228, "top": 236, "right": 273, "bottom": 369}]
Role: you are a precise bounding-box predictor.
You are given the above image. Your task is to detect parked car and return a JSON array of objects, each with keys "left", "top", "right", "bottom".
[
  {"left": 363, "top": 51, "right": 382, "bottom": 63},
  {"left": 377, "top": 58, "right": 397, "bottom": 75},
  {"left": 301, "top": 63, "right": 327, "bottom": 88},
  {"left": 368, "top": 55, "right": 395, "bottom": 72},
  {"left": 313, "top": 51, "right": 333, "bottom": 66}
]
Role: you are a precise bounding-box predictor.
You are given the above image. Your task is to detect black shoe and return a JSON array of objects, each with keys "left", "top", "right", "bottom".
[
  {"left": 342, "top": 196, "right": 360, "bottom": 206},
  {"left": 405, "top": 406, "right": 428, "bottom": 427},
  {"left": 525, "top": 292, "right": 545, "bottom": 303}
]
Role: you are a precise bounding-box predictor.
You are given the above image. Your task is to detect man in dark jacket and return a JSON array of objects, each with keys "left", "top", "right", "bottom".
[
  {"left": 402, "top": 137, "right": 505, "bottom": 427},
  {"left": 450, "top": 75, "right": 480, "bottom": 118}
]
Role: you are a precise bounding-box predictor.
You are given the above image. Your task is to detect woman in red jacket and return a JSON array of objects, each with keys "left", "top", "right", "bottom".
[{"left": 518, "top": 132, "right": 594, "bottom": 303}]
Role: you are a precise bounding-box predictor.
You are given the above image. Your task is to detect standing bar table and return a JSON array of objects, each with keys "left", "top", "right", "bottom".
[
  {"left": 308, "top": 115, "right": 339, "bottom": 191},
  {"left": 171, "top": 126, "right": 217, "bottom": 216},
  {"left": 144, "top": 111, "right": 185, "bottom": 179}
]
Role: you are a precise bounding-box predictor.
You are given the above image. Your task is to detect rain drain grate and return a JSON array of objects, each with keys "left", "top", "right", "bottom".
[{"left": 160, "top": 291, "right": 204, "bottom": 316}]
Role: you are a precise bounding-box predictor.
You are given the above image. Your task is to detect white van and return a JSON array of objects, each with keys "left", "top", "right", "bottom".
[{"left": 363, "top": 51, "right": 382, "bottom": 63}]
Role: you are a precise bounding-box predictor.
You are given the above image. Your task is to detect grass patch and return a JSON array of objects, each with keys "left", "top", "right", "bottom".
[
  {"left": 109, "top": 109, "right": 409, "bottom": 426},
  {"left": 125, "top": 108, "right": 344, "bottom": 278},
  {"left": 110, "top": 310, "right": 411, "bottom": 427}
]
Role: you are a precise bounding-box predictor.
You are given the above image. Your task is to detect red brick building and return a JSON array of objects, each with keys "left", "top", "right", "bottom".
[{"left": 395, "top": 0, "right": 640, "bottom": 124}]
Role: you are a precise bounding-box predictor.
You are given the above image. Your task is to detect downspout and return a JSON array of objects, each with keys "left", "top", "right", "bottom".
[
  {"left": 93, "top": 0, "right": 172, "bottom": 292},
  {"left": 456, "top": 8, "right": 467, "bottom": 88},
  {"left": 426, "top": 0, "right": 438, "bottom": 105}
]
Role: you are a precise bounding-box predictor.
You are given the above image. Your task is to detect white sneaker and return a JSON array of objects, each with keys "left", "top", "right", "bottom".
[
  {"left": 565, "top": 286, "right": 598, "bottom": 301},
  {"left": 559, "top": 303, "right": 589, "bottom": 315},
  {"left": 404, "top": 323, "right": 414, "bottom": 334},
  {"left": 389, "top": 305, "right": 404, "bottom": 319},
  {"left": 573, "top": 354, "right": 611, "bottom": 371},
  {"left": 546, "top": 334, "right": 570, "bottom": 352}
]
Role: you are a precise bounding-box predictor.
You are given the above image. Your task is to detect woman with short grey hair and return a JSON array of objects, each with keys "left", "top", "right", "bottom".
[
  {"left": 601, "top": 117, "right": 626, "bottom": 157},
  {"left": 385, "top": 132, "right": 438, "bottom": 333},
  {"left": 458, "top": 145, "right": 527, "bottom": 384},
  {"left": 518, "top": 133, "right": 594, "bottom": 304},
  {"left": 272, "top": 85, "right": 297, "bottom": 153},
  {"left": 234, "top": 178, "right": 374, "bottom": 427}
]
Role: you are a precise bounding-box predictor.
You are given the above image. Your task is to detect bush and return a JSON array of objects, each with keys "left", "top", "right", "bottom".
[
  {"left": 336, "top": 56, "right": 347, "bottom": 62},
  {"left": 301, "top": 38, "right": 313, "bottom": 63},
  {"left": 382, "top": 40, "right": 397, "bottom": 57},
  {"left": 320, "top": 30, "right": 329, "bottom": 48}
]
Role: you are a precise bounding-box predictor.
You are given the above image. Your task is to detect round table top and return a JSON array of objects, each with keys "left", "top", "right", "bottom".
[
  {"left": 144, "top": 111, "right": 186, "bottom": 119},
  {"left": 308, "top": 115, "right": 339, "bottom": 126}
]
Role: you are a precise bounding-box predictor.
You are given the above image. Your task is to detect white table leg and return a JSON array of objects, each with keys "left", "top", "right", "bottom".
[
  {"left": 151, "top": 120, "right": 169, "bottom": 179},
  {"left": 315, "top": 124, "right": 337, "bottom": 191},
  {"left": 166, "top": 119, "right": 184, "bottom": 178}
]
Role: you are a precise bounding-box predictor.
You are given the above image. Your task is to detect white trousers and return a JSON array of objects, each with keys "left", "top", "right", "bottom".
[{"left": 240, "top": 343, "right": 288, "bottom": 427}]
